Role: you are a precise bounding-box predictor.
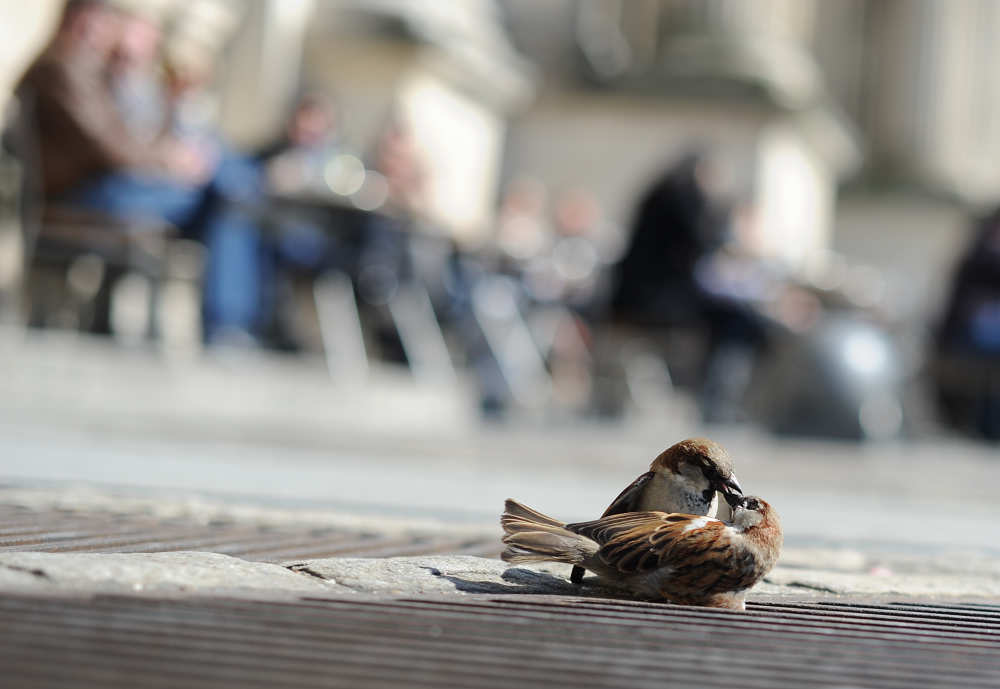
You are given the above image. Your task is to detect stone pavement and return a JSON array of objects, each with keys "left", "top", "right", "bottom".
[
  {"left": 2, "top": 548, "right": 999, "bottom": 604},
  {"left": 0, "top": 485, "right": 998, "bottom": 605}
]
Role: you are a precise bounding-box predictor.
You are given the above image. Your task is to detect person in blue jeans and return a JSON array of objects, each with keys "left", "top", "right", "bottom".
[
  {"left": 18, "top": 0, "right": 268, "bottom": 344},
  {"left": 62, "top": 154, "right": 269, "bottom": 344}
]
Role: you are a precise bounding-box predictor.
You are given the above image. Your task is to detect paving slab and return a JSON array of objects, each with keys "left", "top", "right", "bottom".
[
  {"left": 1, "top": 550, "right": 998, "bottom": 605},
  {"left": 0, "top": 551, "right": 347, "bottom": 597},
  {"left": 1, "top": 482, "right": 998, "bottom": 604}
]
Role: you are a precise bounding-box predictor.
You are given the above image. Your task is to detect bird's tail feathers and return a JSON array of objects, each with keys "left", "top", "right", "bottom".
[
  {"left": 502, "top": 498, "right": 566, "bottom": 528},
  {"left": 501, "top": 499, "right": 599, "bottom": 565}
]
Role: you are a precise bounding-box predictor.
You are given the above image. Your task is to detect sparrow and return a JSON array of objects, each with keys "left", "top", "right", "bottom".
[
  {"left": 570, "top": 437, "right": 744, "bottom": 584},
  {"left": 501, "top": 495, "right": 781, "bottom": 610}
]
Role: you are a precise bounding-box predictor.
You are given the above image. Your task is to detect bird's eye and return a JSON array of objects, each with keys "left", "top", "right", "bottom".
[{"left": 747, "top": 498, "right": 760, "bottom": 510}]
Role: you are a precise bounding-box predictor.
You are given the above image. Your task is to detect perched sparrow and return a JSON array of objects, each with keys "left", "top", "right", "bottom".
[
  {"left": 570, "top": 437, "right": 743, "bottom": 584},
  {"left": 501, "top": 495, "right": 781, "bottom": 610}
]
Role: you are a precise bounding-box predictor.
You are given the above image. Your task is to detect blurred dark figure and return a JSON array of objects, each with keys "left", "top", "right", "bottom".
[
  {"left": 612, "top": 153, "right": 728, "bottom": 324},
  {"left": 353, "top": 116, "right": 429, "bottom": 362},
  {"left": 355, "top": 116, "right": 426, "bottom": 308},
  {"left": 17, "top": 1, "right": 157, "bottom": 199},
  {"left": 934, "top": 209, "right": 1000, "bottom": 440},
  {"left": 374, "top": 116, "right": 427, "bottom": 215},
  {"left": 255, "top": 93, "right": 347, "bottom": 349},
  {"left": 16, "top": 0, "right": 266, "bottom": 345},
  {"left": 257, "top": 93, "right": 343, "bottom": 272},
  {"left": 258, "top": 93, "right": 341, "bottom": 174},
  {"left": 609, "top": 152, "right": 767, "bottom": 421}
]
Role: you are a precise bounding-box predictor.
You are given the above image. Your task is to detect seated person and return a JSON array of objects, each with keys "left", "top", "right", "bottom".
[
  {"left": 16, "top": 0, "right": 266, "bottom": 345},
  {"left": 935, "top": 208, "right": 1000, "bottom": 439},
  {"left": 610, "top": 152, "right": 769, "bottom": 421},
  {"left": 256, "top": 92, "right": 344, "bottom": 272}
]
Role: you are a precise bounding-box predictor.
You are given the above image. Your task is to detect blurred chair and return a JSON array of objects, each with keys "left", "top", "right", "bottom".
[
  {"left": 353, "top": 222, "right": 458, "bottom": 385},
  {"left": 469, "top": 273, "right": 552, "bottom": 410},
  {"left": 312, "top": 270, "right": 369, "bottom": 380}
]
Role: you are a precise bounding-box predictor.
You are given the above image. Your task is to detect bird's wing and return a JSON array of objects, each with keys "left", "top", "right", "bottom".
[
  {"left": 600, "top": 471, "right": 654, "bottom": 517},
  {"left": 569, "top": 471, "right": 652, "bottom": 583},
  {"left": 568, "top": 512, "right": 732, "bottom": 576}
]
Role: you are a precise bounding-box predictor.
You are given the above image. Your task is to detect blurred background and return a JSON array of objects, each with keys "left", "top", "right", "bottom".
[{"left": 0, "top": 0, "right": 998, "bottom": 553}]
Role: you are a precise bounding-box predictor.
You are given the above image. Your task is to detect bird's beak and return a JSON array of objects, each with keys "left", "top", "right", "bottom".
[{"left": 719, "top": 475, "right": 744, "bottom": 507}]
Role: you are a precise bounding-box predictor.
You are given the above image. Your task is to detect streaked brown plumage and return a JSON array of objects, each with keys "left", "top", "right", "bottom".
[
  {"left": 502, "top": 495, "right": 781, "bottom": 610},
  {"left": 570, "top": 437, "right": 743, "bottom": 584}
]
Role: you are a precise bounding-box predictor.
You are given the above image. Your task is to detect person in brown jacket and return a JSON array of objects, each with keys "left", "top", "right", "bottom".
[
  {"left": 16, "top": 0, "right": 268, "bottom": 343},
  {"left": 17, "top": 0, "right": 207, "bottom": 197}
]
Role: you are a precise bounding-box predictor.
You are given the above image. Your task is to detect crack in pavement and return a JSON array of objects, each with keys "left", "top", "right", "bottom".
[
  {"left": 285, "top": 563, "right": 333, "bottom": 583},
  {"left": 2, "top": 564, "right": 52, "bottom": 579}
]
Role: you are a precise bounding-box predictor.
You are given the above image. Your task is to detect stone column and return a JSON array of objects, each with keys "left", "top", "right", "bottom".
[
  {"left": 865, "top": 0, "right": 1000, "bottom": 201},
  {"left": 218, "top": 0, "right": 315, "bottom": 149}
]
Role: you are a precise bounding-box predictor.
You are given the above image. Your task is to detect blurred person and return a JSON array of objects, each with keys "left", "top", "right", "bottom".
[
  {"left": 611, "top": 152, "right": 729, "bottom": 324},
  {"left": 609, "top": 152, "right": 769, "bottom": 422},
  {"left": 16, "top": 0, "right": 162, "bottom": 198},
  {"left": 17, "top": 0, "right": 268, "bottom": 345},
  {"left": 350, "top": 115, "right": 430, "bottom": 362},
  {"left": 157, "top": 13, "right": 281, "bottom": 345},
  {"left": 938, "top": 211, "right": 1000, "bottom": 354},
  {"left": 252, "top": 92, "right": 350, "bottom": 349},
  {"left": 160, "top": 2, "right": 242, "bottom": 173},
  {"left": 372, "top": 114, "right": 428, "bottom": 219},
  {"left": 494, "top": 183, "right": 601, "bottom": 413},
  {"left": 258, "top": 92, "right": 342, "bottom": 188},
  {"left": 543, "top": 189, "right": 606, "bottom": 410},
  {"left": 549, "top": 187, "right": 604, "bottom": 310},
  {"left": 495, "top": 176, "right": 552, "bottom": 264},
  {"left": 256, "top": 92, "right": 345, "bottom": 272},
  {"left": 935, "top": 208, "right": 1000, "bottom": 439},
  {"left": 355, "top": 115, "right": 427, "bottom": 304},
  {"left": 108, "top": 0, "right": 169, "bottom": 145}
]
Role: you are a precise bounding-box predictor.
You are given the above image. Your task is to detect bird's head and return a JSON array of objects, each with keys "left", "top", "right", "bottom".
[
  {"left": 731, "top": 495, "right": 782, "bottom": 555},
  {"left": 650, "top": 437, "right": 743, "bottom": 507},
  {"left": 731, "top": 495, "right": 780, "bottom": 530}
]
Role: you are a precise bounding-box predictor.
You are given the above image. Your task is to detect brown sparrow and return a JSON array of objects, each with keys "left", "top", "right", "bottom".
[
  {"left": 570, "top": 437, "right": 743, "bottom": 584},
  {"left": 501, "top": 495, "right": 781, "bottom": 610}
]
